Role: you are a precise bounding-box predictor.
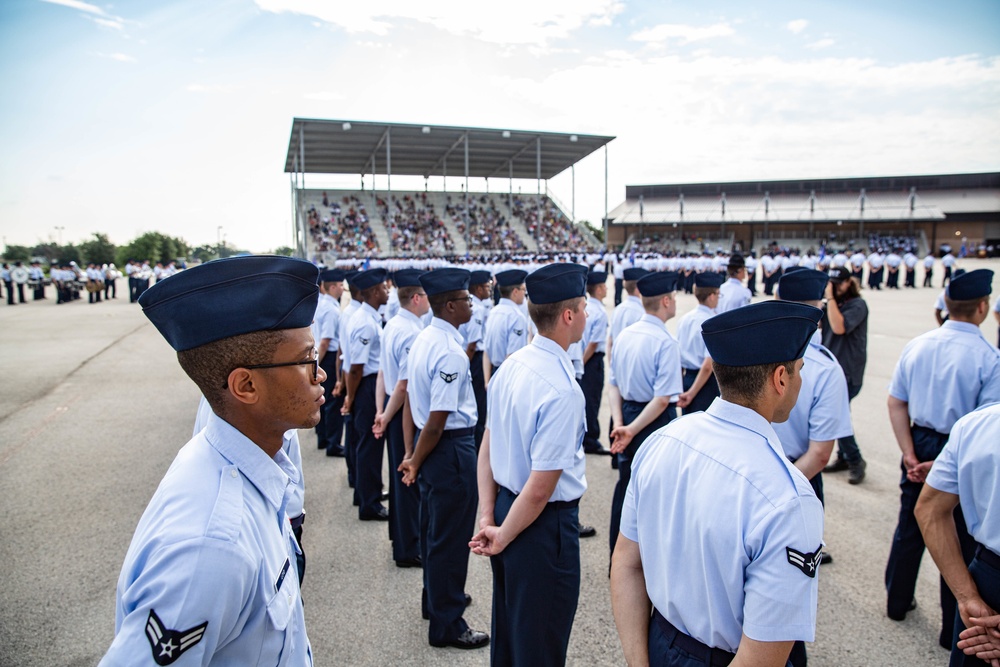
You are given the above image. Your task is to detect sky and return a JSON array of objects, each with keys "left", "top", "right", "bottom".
[{"left": 1, "top": 0, "right": 998, "bottom": 253}]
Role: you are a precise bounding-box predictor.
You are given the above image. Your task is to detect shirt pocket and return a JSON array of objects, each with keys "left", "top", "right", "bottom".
[{"left": 265, "top": 572, "right": 295, "bottom": 666}]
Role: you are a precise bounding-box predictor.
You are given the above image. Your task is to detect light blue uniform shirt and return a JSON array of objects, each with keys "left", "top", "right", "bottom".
[
  {"left": 717, "top": 277, "right": 751, "bottom": 313},
  {"left": 102, "top": 412, "right": 311, "bottom": 666},
  {"left": 676, "top": 304, "right": 715, "bottom": 370},
  {"left": 458, "top": 295, "right": 488, "bottom": 352},
  {"left": 568, "top": 339, "right": 584, "bottom": 379},
  {"left": 347, "top": 302, "right": 382, "bottom": 377},
  {"left": 610, "top": 295, "right": 643, "bottom": 342},
  {"left": 610, "top": 314, "right": 683, "bottom": 402},
  {"left": 888, "top": 320, "right": 1000, "bottom": 433},
  {"left": 621, "top": 400, "right": 824, "bottom": 652},
  {"left": 407, "top": 317, "right": 478, "bottom": 430},
  {"left": 487, "top": 336, "right": 587, "bottom": 503},
  {"left": 380, "top": 308, "right": 425, "bottom": 391},
  {"left": 484, "top": 298, "right": 528, "bottom": 365},
  {"left": 338, "top": 299, "right": 362, "bottom": 368},
  {"left": 772, "top": 331, "right": 853, "bottom": 461},
  {"left": 926, "top": 402, "right": 1000, "bottom": 553},
  {"left": 584, "top": 296, "right": 608, "bottom": 354},
  {"left": 312, "top": 293, "right": 339, "bottom": 351}
]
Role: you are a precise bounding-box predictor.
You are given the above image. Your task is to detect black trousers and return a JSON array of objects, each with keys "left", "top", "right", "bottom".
[
  {"left": 924, "top": 268, "right": 934, "bottom": 287},
  {"left": 104, "top": 278, "right": 117, "bottom": 299},
  {"left": 614, "top": 278, "right": 623, "bottom": 306},
  {"left": 681, "top": 368, "right": 719, "bottom": 415},
  {"left": 887, "top": 268, "right": 900, "bottom": 288},
  {"left": 315, "top": 355, "right": 341, "bottom": 451},
  {"left": 4, "top": 281, "right": 14, "bottom": 304},
  {"left": 353, "top": 374, "right": 385, "bottom": 517},
  {"left": 129, "top": 276, "right": 138, "bottom": 302},
  {"left": 491, "top": 487, "right": 579, "bottom": 666},
  {"left": 649, "top": 610, "right": 743, "bottom": 667},
  {"left": 580, "top": 353, "right": 605, "bottom": 452},
  {"left": 905, "top": 268, "right": 916, "bottom": 287},
  {"left": 32, "top": 283, "right": 45, "bottom": 300},
  {"left": 470, "top": 351, "right": 487, "bottom": 451},
  {"left": 386, "top": 397, "right": 420, "bottom": 562},
  {"left": 747, "top": 269, "right": 757, "bottom": 296},
  {"left": 949, "top": 547, "right": 1000, "bottom": 667},
  {"left": 610, "top": 400, "right": 675, "bottom": 557},
  {"left": 418, "top": 429, "right": 477, "bottom": 644},
  {"left": 885, "top": 425, "right": 976, "bottom": 648}
]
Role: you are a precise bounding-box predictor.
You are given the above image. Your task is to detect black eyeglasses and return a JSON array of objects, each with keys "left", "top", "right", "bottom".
[
  {"left": 448, "top": 295, "right": 473, "bottom": 305},
  {"left": 229, "top": 353, "right": 319, "bottom": 388}
]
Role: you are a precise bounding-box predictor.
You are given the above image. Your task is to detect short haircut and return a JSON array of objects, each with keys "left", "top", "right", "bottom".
[
  {"left": 727, "top": 265, "right": 744, "bottom": 278},
  {"left": 586, "top": 283, "right": 604, "bottom": 297},
  {"left": 177, "top": 329, "right": 287, "bottom": 418},
  {"left": 694, "top": 286, "right": 719, "bottom": 304},
  {"left": 499, "top": 284, "right": 521, "bottom": 299},
  {"left": 360, "top": 283, "right": 383, "bottom": 300},
  {"left": 712, "top": 359, "right": 797, "bottom": 404},
  {"left": 348, "top": 284, "right": 361, "bottom": 299},
  {"left": 429, "top": 289, "right": 465, "bottom": 317},
  {"left": 397, "top": 285, "right": 422, "bottom": 303},
  {"left": 623, "top": 280, "right": 639, "bottom": 295},
  {"left": 529, "top": 296, "right": 584, "bottom": 333},
  {"left": 642, "top": 293, "right": 671, "bottom": 311},
  {"left": 944, "top": 295, "right": 987, "bottom": 320}
]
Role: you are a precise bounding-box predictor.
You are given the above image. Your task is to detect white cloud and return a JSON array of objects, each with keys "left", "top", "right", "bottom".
[
  {"left": 92, "top": 17, "right": 124, "bottom": 30},
  {"left": 787, "top": 19, "right": 808, "bottom": 34},
  {"left": 39, "top": 0, "right": 106, "bottom": 16},
  {"left": 186, "top": 83, "right": 240, "bottom": 93},
  {"left": 254, "top": 0, "right": 623, "bottom": 46},
  {"left": 807, "top": 38, "right": 836, "bottom": 50},
  {"left": 97, "top": 52, "right": 135, "bottom": 62},
  {"left": 629, "top": 22, "right": 734, "bottom": 45}
]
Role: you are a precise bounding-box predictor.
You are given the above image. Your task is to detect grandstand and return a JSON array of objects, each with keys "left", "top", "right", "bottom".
[
  {"left": 607, "top": 173, "right": 1000, "bottom": 256},
  {"left": 286, "top": 119, "right": 612, "bottom": 260}
]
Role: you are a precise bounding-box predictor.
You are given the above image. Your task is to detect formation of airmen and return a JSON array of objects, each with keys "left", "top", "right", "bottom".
[{"left": 96, "top": 249, "right": 1000, "bottom": 667}]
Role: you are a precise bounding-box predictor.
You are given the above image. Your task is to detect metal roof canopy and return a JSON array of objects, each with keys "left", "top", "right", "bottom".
[{"left": 284, "top": 118, "right": 614, "bottom": 180}]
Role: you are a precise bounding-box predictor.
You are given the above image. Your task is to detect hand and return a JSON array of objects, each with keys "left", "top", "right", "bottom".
[
  {"left": 332, "top": 381, "right": 343, "bottom": 397},
  {"left": 398, "top": 457, "right": 419, "bottom": 485},
  {"left": 610, "top": 425, "right": 633, "bottom": 454},
  {"left": 340, "top": 398, "right": 352, "bottom": 416},
  {"left": 959, "top": 604, "right": 1000, "bottom": 665},
  {"left": 676, "top": 391, "right": 693, "bottom": 409},
  {"left": 479, "top": 513, "right": 495, "bottom": 531},
  {"left": 372, "top": 413, "right": 386, "bottom": 439},
  {"left": 902, "top": 453, "right": 921, "bottom": 476},
  {"left": 824, "top": 282, "right": 835, "bottom": 300},
  {"left": 906, "top": 461, "right": 934, "bottom": 483},
  {"left": 469, "top": 525, "right": 508, "bottom": 557}
]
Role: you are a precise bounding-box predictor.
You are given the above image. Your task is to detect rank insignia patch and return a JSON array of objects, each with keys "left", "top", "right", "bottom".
[
  {"left": 145, "top": 609, "right": 207, "bottom": 665},
  {"left": 440, "top": 371, "right": 458, "bottom": 383},
  {"left": 513, "top": 329, "right": 524, "bottom": 336},
  {"left": 786, "top": 544, "right": 823, "bottom": 578},
  {"left": 359, "top": 337, "right": 370, "bottom": 345}
]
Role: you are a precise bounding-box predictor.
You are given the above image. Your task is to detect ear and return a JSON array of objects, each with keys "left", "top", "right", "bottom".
[
  {"left": 227, "top": 368, "right": 260, "bottom": 406},
  {"left": 771, "top": 364, "right": 790, "bottom": 397}
]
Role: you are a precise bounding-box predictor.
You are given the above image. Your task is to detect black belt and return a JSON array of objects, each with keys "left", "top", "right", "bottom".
[
  {"left": 912, "top": 424, "right": 948, "bottom": 439},
  {"left": 590, "top": 352, "right": 605, "bottom": 358},
  {"left": 440, "top": 427, "right": 475, "bottom": 438},
  {"left": 500, "top": 486, "right": 579, "bottom": 510},
  {"left": 682, "top": 368, "right": 699, "bottom": 376},
  {"left": 623, "top": 399, "right": 648, "bottom": 409},
  {"left": 977, "top": 545, "right": 1000, "bottom": 569},
  {"left": 289, "top": 514, "right": 304, "bottom": 530},
  {"left": 652, "top": 610, "right": 734, "bottom": 666}
]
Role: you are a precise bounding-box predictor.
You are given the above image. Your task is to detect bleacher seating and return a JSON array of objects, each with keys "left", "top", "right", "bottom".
[
  {"left": 450, "top": 194, "right": 528, "bottom": 252},
  {"left": 516, "top": 195, "right": 599, "bottom": 253},
  {"left": 307, "top": 193, "right": 380, "bottom": 257},
  {"left": 379, "top": 192, "right": 456, "bottom": 254}
]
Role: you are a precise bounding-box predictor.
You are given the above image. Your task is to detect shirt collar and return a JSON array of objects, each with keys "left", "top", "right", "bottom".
[
  {"left": 628, "top": 295, "right": 642, "bottom": 305},
  {"left": 431, "top": 316, "right": 463, "bottom": 345},
  {"left": 640, "top": 313, "right": 662, "bottom": 327},
  {"left": 697, "top": 304, "right": 716, "bottom": 316},
  {"left": 397, "top": 307, "right": 424, "bottom": 326},
  {"left": 532, "top": 335, "right": 575, "bottom": 380},
  {"left": 360, "top": 302, "right": 379, "bottom": 320},
  {"left": 809, "top": 329, "right": 823, "bottom": 347},
  {"left": 203, "top": 412, "right": 296, "bottom": 512},
  {"left": 706, "top": 398, "right": 785, "bottom": 459},
  {"left": 499, "top": 298, "right": 517, "bottom": 308},
  {"left": 942, "top": 320, "right": 983, "bottom": 336}
]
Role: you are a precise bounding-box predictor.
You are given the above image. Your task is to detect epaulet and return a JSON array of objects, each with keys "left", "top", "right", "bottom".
[{"left": 817, "top": 346, "right": 834, "bottom": 362}]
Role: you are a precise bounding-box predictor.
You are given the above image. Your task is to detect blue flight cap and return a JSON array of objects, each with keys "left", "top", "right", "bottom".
[
  {"left": 319, "top": 268, "right": 345, "bottom": 283},
  {"left": 495, "top": 269, "right": 528, "bottom": 287},
  {"left": 393, "top": 269, "right": 426, "bottom": 288},
  {"left": 702, "top": 301, "right": 822, "bottom": 367},
  {"left": 420, "top": 268, "right": 471, "bottom": 296},
  {"left": 637, "top": 271, "right": 678, "bottom": 297},
  {"left": 587, "top": 271, "right": 608, "bottom": 285},
  {"left": 728, "top": 254, "right": 746, "bottom": 269},
  {"left": 344, "top": 270, "right": 360, "bottom": 285},
  {"left": 525, "top": 264, "right": 587, "bottom": 304},
  {"left": 694, "top": 273, "right": 725, "bottom": 289},
  {"left": 783, "top": 265, "right": 807, "bottom": 275},
  {"left": 139, "top": 255, "right": 319, "bottom": 352},
  {"left": 947, "top": 269, "right": 993, "bottom": 300},
  {"left": 469, "top": 270, "right": 493, "bottom": 286},
  {"left": 778, "top": 268, "right": 829, "bottom": 302},
  {"left": 623, "top": 268, "right": 649, "bottom": 281},
  {"left": 352, "top": 268, "right": 387, "bottom": 290}
]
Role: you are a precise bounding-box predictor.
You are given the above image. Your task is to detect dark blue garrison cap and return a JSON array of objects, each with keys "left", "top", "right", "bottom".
[
  {"left": 728, "top": 254, "right": 746, "bottom": 269},
  {"left": 694, "top": 273, "right": 724, "bottom": 289},
  {"left": 702, "top": 301, "right": 822, "bottom": 367},
  {"left": 139, "top": 255, "right": 319, "bottom": 352},
  {"left": 495, "top": 269, "right": 528, "bottom": 287},
  {"left": 319, "top": 268, "right": 345, "bottom": 283},
  {"left": 420, "top": 268, "right": 471, "bottom": 296},
  {"left": 469, "top": 270, "right": 493, "bottom": 286},
  {"left": 637, "top": 271, "right": 678, "bottom": 297},
  {"left": 947, "top": 269, "right": 993, "bottom": 300},
  {"left": 526, "top": 264, "right": 587, "bottom": 304},
  {"left": 393, "top": 269, "right": 425, "bottom": 288},
  {"left": 345, "top": 270, "right": 360, "bottom": 285},
  {"left": 352, "top": 268, "right": 387, "bottom": 290},
  {"left": 587, "top": 271, "right": 608, "bottom": 285},
  {"left": 778, "top": 268, "right": 829, "bottom": 302},
  {"left": 623, "top": 268, "right": 649, "bottom": 281},
  {"left": 783, "top": 265, "right": 807, "bottom": 275}
]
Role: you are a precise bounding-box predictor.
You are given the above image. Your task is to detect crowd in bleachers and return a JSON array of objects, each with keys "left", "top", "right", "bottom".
[
  {"left": 379, "top": 192, "right": 455, "bottom": 254},
  {"left": 308, "top": 194, "right": 380, "bottom": 256},
  {"left": 865, "top": 233, "right": 919, "bottom": 253},
  {"left": 450, "top": 194, "right": 528, "bottom": 252},
  {"left": 516, "top": 195, "right": 599, "bottom": 253}
]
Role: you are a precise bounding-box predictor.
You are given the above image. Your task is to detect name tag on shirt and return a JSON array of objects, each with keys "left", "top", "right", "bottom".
[{"left": 274, "top": 558, "right": 290, "bottom": 592}]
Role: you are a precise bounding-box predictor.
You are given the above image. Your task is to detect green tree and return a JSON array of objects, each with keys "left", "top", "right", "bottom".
[
  {"left": 57, "top": 244, "right": 81, "bottom": 265},
  {"left": 30, "top": 242, "right": 61, "bottom": 265},
  {"left": 79, "top": 233, "right": 117, "bottom": 265},
  {"left": 115, "top": 232, "right": 190, "bottom": 267},
  {"left": 580, "top": 220, "right": 605, "bottom": 243},
  {"left": 2, "top": 244, "right": 31, "bottom": 261},
  {"left": 271, "top": 246, "right": 295, "bottom": 257}
]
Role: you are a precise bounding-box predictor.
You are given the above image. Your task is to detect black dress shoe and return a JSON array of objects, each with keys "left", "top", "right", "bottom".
[
  {"left": 585, "top": 446, "right": 613, "bottom": 456},
  {"left": 824, "top": 458, "right": 849, "bottom": 473},
  {"left": 359, "top": 506, "right": 389, "bottom": 521},
  {"left": 464, "top": 593, "right": 472, "bottom": 607},
  {"left": 326, "top": 446, "right": 346, "bottom": 457},
  {"left": 430, "top": 628, "right": 490, "bottom": 650},
  {"left": 579, "top": 524, "right": 597, "bottom": 538},
  {"left": 395, "top": 557, "right": 422, "bottom": 568},
  {"left": 887, "top": 598, "right": 917, "bottom": 621},
  {"left": 820, "top": 552, "right": 833, "bottom": 565},
  {"left": 380, "top": 491, "right": 390, "bottom": 501}
]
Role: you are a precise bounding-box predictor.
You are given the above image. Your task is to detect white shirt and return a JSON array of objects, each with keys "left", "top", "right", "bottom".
[
  {"left": 346, "top": 302, "right": 382, "bottom": 377},
  {"left": 677, "top": 304, "right": 716, "bottom": 370},
  {"left": 610, "top": 313, "right": 683, "bottom": 402},
  {"left": 380, "top": 308, "right": 425, "bottom": 391},
  {"left": 406, "top": 317, "right": 478, "bottom": 431},
  {"left": 483, "top": 298, "right": 528, "bottom": 365},
  {"left": 610, "top": 295, "right": 644, "bottom": 342},
  {"left": 583, "top": 295, "right": 609, "bottom": 355},
  {"left": 717, "top": 277, "right": 751, "bottom": 314}
]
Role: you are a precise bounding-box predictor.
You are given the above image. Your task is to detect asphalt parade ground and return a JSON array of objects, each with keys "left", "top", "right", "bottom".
[{"left": 1, "top": 259, "right": 998, "bottom": 666}]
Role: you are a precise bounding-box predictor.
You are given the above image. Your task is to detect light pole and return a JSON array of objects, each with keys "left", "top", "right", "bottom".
[{"left": 55, "top": 226, "right": 65, "bottom": 245}]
